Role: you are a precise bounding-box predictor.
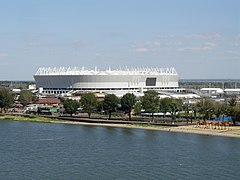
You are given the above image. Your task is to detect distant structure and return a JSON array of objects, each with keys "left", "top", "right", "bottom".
[
  {"left": 34, "top": 67, "right": 180, "bottom": 95},
  {"left": 200, "top": 88, "right": 224, "bottom": 94},
  {"left": 224, "top": 88, "right": 240, "bottom": 95}
]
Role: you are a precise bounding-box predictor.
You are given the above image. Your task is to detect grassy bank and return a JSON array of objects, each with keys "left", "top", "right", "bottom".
[
  {"left": 0, "top": 113, "right": 163, "bottom": 128},
  {"left": 0, "top": 114, "right": 60, "bottom": 123},
  {"left": 1, "top": 113, "right": 240, "bottom": 138}
]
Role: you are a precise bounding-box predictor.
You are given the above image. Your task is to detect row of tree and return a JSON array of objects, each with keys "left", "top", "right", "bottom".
[
  {"left": 63, "top": 90, "right": 240, "bottom": 125},
  {"left": 63, "top": 92, "right": 137, "bottom": 120},
  {"left": 0, "top": 88, "right": 14, "bottom": 112},
  {"left": 63, "top": 90, "right": 169, "bottom": 121},
  {"left": 1, "top": 87, "right": 239, "bottom": 125},
  {"left": 0, "top": 88, "right": 36, "bottom": 112},
  {"left": 193, "top": 98, "right": 240, "bottom": 125}
]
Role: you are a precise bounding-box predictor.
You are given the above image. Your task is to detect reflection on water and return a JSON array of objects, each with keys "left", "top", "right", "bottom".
[{"left": 0, "top": 120, "right": 240, "bottom": 180}]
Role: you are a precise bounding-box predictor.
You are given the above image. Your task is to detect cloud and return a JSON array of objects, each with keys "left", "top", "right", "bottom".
[
  {"left": 204, "top": 42, "right": 217, "bottom": 47},
  {"left": 108, "top": 32, "right": 129, "bottom": 38},
  {"left": 158, "top": 34, "right": 176, "bottom": 39},
  {"left": 226, "top": 50, "right": 240, "bottom": 55},
  {"left": 0, "top": 53, "right": 8, "bottom": 59},
  {"left": 177, "top": 42, "right": 216, "bottom": 52},
  {"left": 185, "top": 33, "right": 221, "bottom": 40},
  {"left": 147, "top": 41, "right": 181, "bottom": 47},
  {"left": 95, "top": 53, "right": 102, "bottom": 57},
  {"left": 223, "top": 51, "right": 240, "bottom": 60},
  {"left": 231, "top": 42, "right": 240, "bottom": 47},
  {"left": 72, "top": 39, "right": 85, "bottom": 48},
  {"left": 231, "top": 34, "right": 240, "bottom": 46},
  {"left": 134, "top": 40, "right": 181, "bottom": 53},
  {"left": 135, "top": 47, "right": 149, "bottom": 52},
  {"left": 28, "top": 42, "right": 41, "bottom": 47}
]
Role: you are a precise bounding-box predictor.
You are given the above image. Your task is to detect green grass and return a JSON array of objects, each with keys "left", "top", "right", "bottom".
[
  {"left": 0, "top": 114, "right": 57, "bottom": 123},
  {"left": 0, "top": 114, "right": 171, "bottom": 130},
  {"left": 126, "top": 123, "right": 166, "bottom": 129}
]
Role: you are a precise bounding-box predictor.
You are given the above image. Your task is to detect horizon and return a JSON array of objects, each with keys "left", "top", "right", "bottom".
[
  {"left": 2, "top": 78, "right": 240, "bottom": 83},
  {"left": 0, "top": 0, "right": 239, "bottom": 80}
]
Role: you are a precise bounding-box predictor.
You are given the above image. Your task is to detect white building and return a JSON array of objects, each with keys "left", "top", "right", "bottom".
[
  {"left": 200, "top": 88, "right": 224, "bottom": 94},
  {"left": 34, "top": 67, "right": 180, "bottom": 95},
  {"left": 224, "top": 89, "right": 240, "bottom": 94}
]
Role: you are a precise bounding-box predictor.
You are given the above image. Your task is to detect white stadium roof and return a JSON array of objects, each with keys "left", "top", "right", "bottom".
[{"left": 35, "top": 67, "right": 178, "bottom": 76}]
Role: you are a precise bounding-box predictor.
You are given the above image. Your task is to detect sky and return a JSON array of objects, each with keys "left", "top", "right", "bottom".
[{"left": 0, "top": 0, "right": 239, "bottom": 80}]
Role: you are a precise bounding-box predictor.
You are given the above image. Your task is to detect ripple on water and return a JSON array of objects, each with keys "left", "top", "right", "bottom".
[{"left": 0, "top": 120, "right": 240, "bottom": 180}]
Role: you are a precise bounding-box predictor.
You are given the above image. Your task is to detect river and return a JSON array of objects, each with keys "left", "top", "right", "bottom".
[{"left": 0, "top": 120, "right": 240, "bottom": 180}]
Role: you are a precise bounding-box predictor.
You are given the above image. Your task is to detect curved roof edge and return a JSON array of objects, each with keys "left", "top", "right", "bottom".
[{"left": 35, "top": 66, "right": 178, "bottom": 76}]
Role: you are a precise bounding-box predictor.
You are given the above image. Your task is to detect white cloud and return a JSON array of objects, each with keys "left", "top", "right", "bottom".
[
  {"left": 153, "top": 42, "right": 161, "bottom": 46},
  {"left": 226, "top": 50, "right": 240, "bottom": 55},
  {"left": 185, "top": 33, "right": 221, "bottom": 40},
  {"left": 204, "top": 42, "right": 216, "bottom": 47},
  {"left": 0, "top": 53, "right": 8, "bottom": 59},
  {"left": 135, "top": 47, "right": 149, "bottom": 52},
  {"left": 72, "top": 39, "right": 85, "bottom": 48},
  {"left": 177, "top": 42, "right": 216, "bottom": 52},
  {"left": 145, "top": 40, "right": 181, "bottom": 47},
  {"left": 158, "top": 34, "right": 176, "bottom": 39},
  {"left": 223, "top": 51, "right": 240, "bottom": 60},
  {"left": 28, "top": 42, "right": 40, "bottom": 47},
  {"left": 95, "top": 53, "right": 102, "bottom": 57},
  {"left": 134, "top": 40, "right": 181, "bottom": 53},
  {"left": 232, "top": 42, "right": 240, "bottom": 47}
]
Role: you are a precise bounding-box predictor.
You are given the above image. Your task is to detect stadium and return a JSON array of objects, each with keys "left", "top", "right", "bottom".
[{"left": 34, "top": 67, "right": 180, "bottom": 95}]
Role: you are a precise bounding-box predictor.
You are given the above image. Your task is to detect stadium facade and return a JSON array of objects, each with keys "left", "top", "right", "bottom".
[{"left": 34, "top": 67, "right": 180, "bottom": 95}]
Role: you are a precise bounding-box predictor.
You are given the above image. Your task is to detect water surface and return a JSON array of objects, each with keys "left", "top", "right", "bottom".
[{"left": 0, "top": 120, "right": 240, "bottom": 179}]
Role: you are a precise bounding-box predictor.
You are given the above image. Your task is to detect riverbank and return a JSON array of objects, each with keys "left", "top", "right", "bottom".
[
  {"left": 1, "top": 114, "right": 240, "bottom": 138},
  {"left": 57, "top": 121, "right": 240, "bottom": 138}
]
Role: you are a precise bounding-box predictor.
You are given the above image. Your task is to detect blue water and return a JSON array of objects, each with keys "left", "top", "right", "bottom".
[{"left": 0, "top": 120, "right": 240, "bottom": 180}]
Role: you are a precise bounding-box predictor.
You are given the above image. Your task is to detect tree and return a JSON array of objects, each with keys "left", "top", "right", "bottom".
[
  {"left": 160, "top": 98, "right": 182, "bottom": 123},
  {"left": 0, "top": 88, "right": 14, "bottom": 112},
  {"left": 121, "top": 93, "right": 136, "bottom": 121},
  {"left": 159, "top": 98, "right": 172, "bottom": 118},
  {"left": 190, "top": 103, "right": 198, "bottom": 123},
  {"left": 32, "top": 94, "right": 39, "bottom": 103},
  {"left": 197, "top": 99, "right": 214, "bottom": 120},
  {"left": 227, "top": 97, "right": 238, "bottom": 125},
  {"left": 169, "top": 99, "right": 183, "bottom": 123},
  {"left": 227, "top": 106, "right": 240, "bottom": 126},
  {"left": 213, "top": 102, "right": 226, "bottom": 119},
  {"left": 103, "top": 94, "right": 119, "bottom": 120},
  {"left": 134, "top": 101, "right": 142, "bottom": 116},
  {"left": 141, "top": 90, "right": 160, "bottom": 121},
  {"left": 228, "top": 97, "right": 237, "bottom": 106},
  {"left": 182, "top": 103, "right": 190, "bottom": 123},
  {"left": 80, "top": 92, "right": 98, "bottom": 118},
  {"left": 96, "top": 101, "right": 104, "bottom": 114},
  {"left": 63, "top": 99, "right": 79, "bottom": 116},
  {"left": 19, "top": 90, "right": 33, "bottom": 106}
]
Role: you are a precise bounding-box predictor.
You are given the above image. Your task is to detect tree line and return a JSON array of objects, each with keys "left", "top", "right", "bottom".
[
  {"left": 62, "top": 92, "right": 137, "bottom": 121},
  {"left": 63, "top": 90, "right": 240, "bottom": 125},
  {"left": 0, "top": 87, "right": 240, "bottom": 125},
  {"left": 0, "top": 88, "right": 37, "bottom": 113}
]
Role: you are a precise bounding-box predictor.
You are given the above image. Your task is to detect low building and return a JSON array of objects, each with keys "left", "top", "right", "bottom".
[
  {"left": 200, "top": 88, "right": 224, "bottom": 94},
  {"left": 35, "top": 97, "right": 61, "bottom": 106},
  {"left": 224, "top": 89, "right": 240, "bottom": 95}
]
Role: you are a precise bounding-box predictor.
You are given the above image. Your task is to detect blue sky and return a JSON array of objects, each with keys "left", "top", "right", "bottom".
[{"left": 0, "top": 0, "right": 239, "bottom": 80}]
